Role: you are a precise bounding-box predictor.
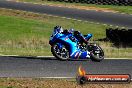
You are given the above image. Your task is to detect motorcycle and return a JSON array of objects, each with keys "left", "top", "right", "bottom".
[{"left": 49, "top": 28, "right": 104, "bottom": 62}]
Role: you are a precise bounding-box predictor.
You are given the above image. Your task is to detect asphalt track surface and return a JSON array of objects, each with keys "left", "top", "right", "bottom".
[
  {"left": 0, "top": 1, "right": 132, "bottom": 28},
  {"left": 0, "top": 56, "right": 132, "bottom": 77}
]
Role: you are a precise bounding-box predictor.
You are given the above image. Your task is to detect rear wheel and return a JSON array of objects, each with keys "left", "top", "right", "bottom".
[{"left": 51, "top": 43, "right": 70, "bottom": 60}]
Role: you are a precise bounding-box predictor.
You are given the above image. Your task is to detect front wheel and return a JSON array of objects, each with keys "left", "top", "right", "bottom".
[
  {"left": 51, "top": 43, "right": 70, "bottom": 61},
  {"left": 87, "top": 43, "right": 104, "bottom": 62}
]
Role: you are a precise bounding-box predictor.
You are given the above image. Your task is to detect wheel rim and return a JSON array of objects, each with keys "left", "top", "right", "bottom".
[
  {"left": 93, "top": 46, "right": 104, "bottom": 59},
  {"left": 53, "top": 44, "right": 69, "bottom": 59}
]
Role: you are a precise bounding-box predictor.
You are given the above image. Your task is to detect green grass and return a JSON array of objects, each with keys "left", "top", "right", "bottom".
[
  {"left": 0, "top": 15, "right": 52, "bottom": 56},
  {"left": 0, "top": 8, "right": 131, "bottom": 58},
  {"left": 19, "top": 0, "right": 132, "bottom": 14},
  {"left": 0, "top": 86, "right": 15, "bottom": 88}
]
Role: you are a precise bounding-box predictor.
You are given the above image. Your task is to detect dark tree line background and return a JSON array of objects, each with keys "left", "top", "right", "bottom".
[{"left": 48, "top": 0, "right": 132, "bottom": 6}]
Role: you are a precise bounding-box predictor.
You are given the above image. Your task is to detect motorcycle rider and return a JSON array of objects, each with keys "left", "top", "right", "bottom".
[
  {"left": 54, "top": 26, "right": 92, "bottom": 44},
  {"left": 53, "top": 26, "right": 92, "bottom": 59},
  {"left": 53, "top": 25, "right": 63, "bottom": 34},
  {"left": 69, "top": 28, "right": 92, "bottom": 44}
]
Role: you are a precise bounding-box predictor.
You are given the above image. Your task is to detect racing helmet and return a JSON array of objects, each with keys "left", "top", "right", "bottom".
[
  {"left": 54, "top": 25, "right": 63, "bottom": 33},
  {"left": 69, "top": 28, "right": 74, "bottom": 33}
]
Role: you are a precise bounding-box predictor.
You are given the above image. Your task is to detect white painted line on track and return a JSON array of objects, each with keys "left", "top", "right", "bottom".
[
  {"left": 46, "top": 56, "right": 131, "bottom": 59},
  {"left": 78, "top": 20, "right": 82, "bottom": 22},
  {"left": 121, "top": 27, "right": 126, "bottom": 29},
  {"left": 37, "top": 76, "right": 132, "bottom": 80},
  {"left": 7, "top": 0, "right": 132, "bottom": 16},
  {"left": 109, "top": 25, "right": 113, "bottom": 27},
  {"left": 0, "top": 55, "right": 131, "bottom": 59},
  {"left": 39, "top": 77, "right": 132, "bottom": 81},
  {"left": 96, "top": 22, "right": 99, "bottom": 24},
  {"left": 37, "top": 56, "right": 54, "bottom": 58},
  {"left": 0, "top": 7, "right": 127, "bottom": 28},
  {"left": 116, "top": 26, "right": 119, "bottom": 28},
  {"left": 103, "top": 24, "right": 107, "bottom": 26},
  {"left": 6, "top": 0, "right": 132, "bottom": 17},
  {"left": 0, "top": 54, "right": 19, "bottom": 57}
]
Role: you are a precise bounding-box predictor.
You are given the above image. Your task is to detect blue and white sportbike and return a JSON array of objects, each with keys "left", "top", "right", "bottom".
[{"left": 49, "top": 26, "right": 104, "bottom": 61}]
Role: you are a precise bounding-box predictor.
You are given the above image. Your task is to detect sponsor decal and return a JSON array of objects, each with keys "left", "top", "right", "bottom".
[
  {"left": 65, "top": 37, "right": 68, "bottom": 40},
  {"left": 75, "top": 52, "right": 79, "bottom": 58}
]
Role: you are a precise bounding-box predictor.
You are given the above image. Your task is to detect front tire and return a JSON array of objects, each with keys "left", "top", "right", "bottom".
[
  {"left": 87, "top": 43, "right": 104, "bottom": 62},
  {"left": 51, "top": 43, "right": 70, "bottom": 61}
]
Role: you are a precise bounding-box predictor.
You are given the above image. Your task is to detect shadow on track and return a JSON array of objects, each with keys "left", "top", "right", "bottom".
[{"left": 7, "top": 56, "right": 91, "bottom": 62}]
